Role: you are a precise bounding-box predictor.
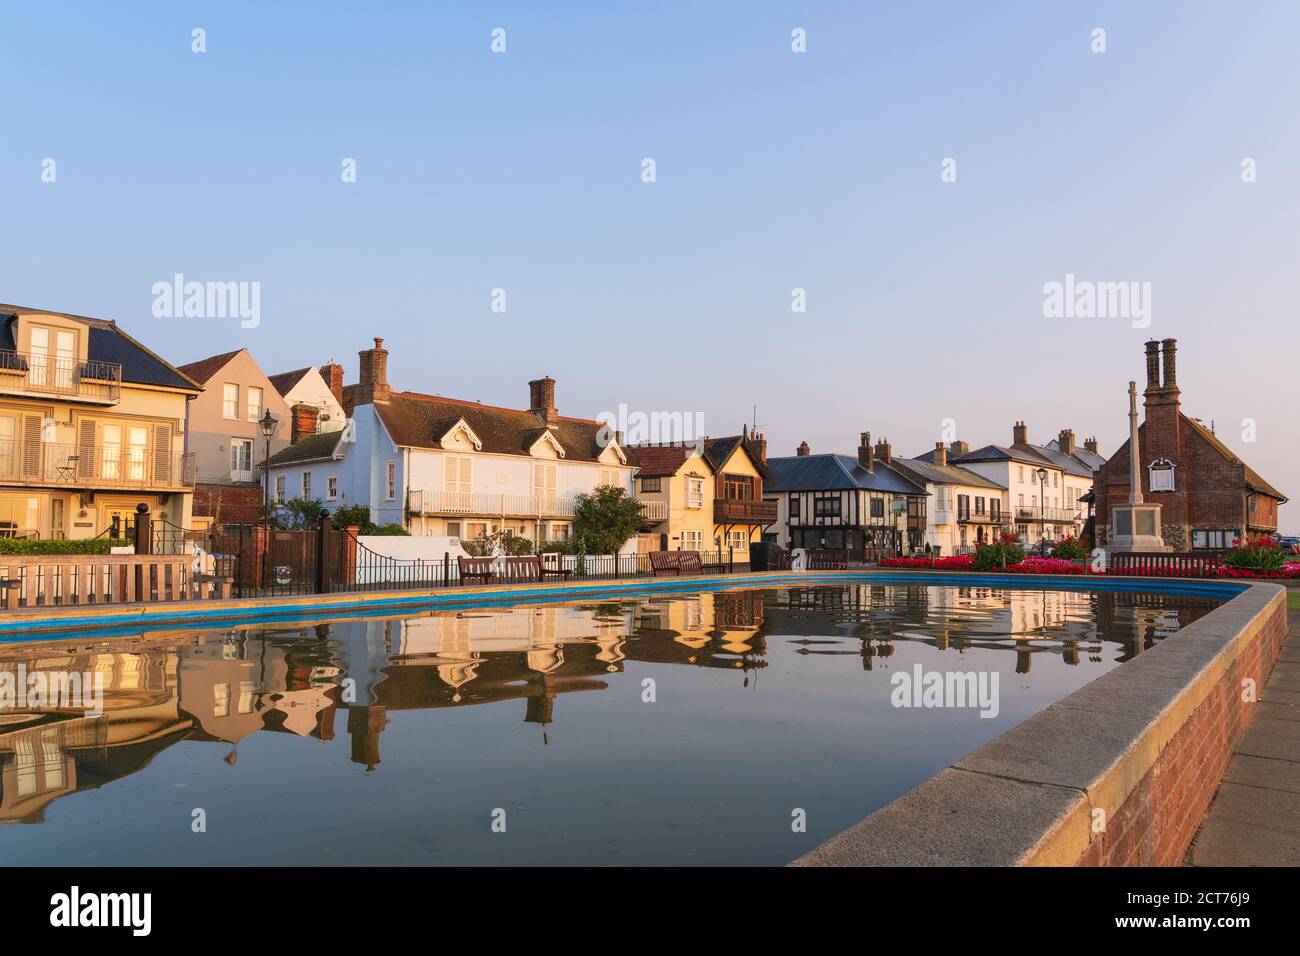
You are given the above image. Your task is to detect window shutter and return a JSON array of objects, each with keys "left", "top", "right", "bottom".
[
  {"left": 154, "top": 424, "right": 172, "bottom": 483},
  {"left": 21, "top": 414, "right": 43, "bottom": 478},
  {"left": 78, "top": 419, "right": 97, "bottom": 479}
]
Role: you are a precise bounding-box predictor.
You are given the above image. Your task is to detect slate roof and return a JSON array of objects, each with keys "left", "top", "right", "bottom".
[
  {"left": 267, "top": 428, "right": 346, "bottom": 466},
  {"left": 766, "top": 454, "right": 928, "bottom": 495},
  {"left": 177, "top": 349, "right": 243, "bottom": 384},
  {"left": 916, "top": 441, "right": 1096, "bottom": 477},
  {"left": 891, "top": 457, "right": 1005, "bottom": 490},
  {"left": 267, "top": 367, "right": 313, "bottom": 398},
  {"left": 343, "top": 386, "right": 619, "bottom": 463},
  {"left": 0, "top": 303, "right": 202, "bottom": 391}
]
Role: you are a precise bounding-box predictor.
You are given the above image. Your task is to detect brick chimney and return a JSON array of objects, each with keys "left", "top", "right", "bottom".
[
  {"left": 319, "top": 360, "right": 344, "bottom": 407},
  {"left": 796, "top": 440, "right": 811, "bottom": 457},
  {"left": 858, "top": 432, "right": 874, "bottom": 472},
  {"left": 750, "top": 431, "right": 767, "bottom": 462},
  {"left": 1012, "top": 421, "right": 1028, "bottom": 446},
  {"left": 1160, "top": 338, "right": 1179, "bottom": 396},
  {"left": 1057, "top": 428, "right": 1076, "bottom": 455},
  {"left": 356, "top": 338, "right": 390, "bottom": 405},
  {"left": 1144, "top": 339, "right": 1161, "bottom": 395},
  {"left": 1083, "top": 436, "right": 1099, "bottom": 454},
  {"left": 933, "top": 441, "right": 947, "bottom": 467},
  {"left": 1143, "top": 339, "right": 1182, "bottom": 467},
  {"left": 874, "top": 436, "right": 892, "bottom": 465},
  {"left": 291, "top": 403, "right": 320, "bottom": 444},
  {"left": 528, "top": 376, "right": 558, "bottom": 427},
  {"left": 949, "top": 440, "right": 969, "bottom": 459}
]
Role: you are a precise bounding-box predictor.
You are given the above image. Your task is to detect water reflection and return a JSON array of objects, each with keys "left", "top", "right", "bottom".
[{"left": 0, "top": 584, "right": 1221, "bottom": 845}]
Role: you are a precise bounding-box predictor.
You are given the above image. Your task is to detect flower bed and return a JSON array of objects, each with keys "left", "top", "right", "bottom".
[
  {"left": 879, "top": 555, "right": 975, "bottom": 571},
  {"left": 877, "top": 555, "right": 1300, "bottom": 579}
]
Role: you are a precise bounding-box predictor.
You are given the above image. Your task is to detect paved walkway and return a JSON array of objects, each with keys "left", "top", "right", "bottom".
[{"left": 1188, "top": 611, "right": 1300, "bottom": 866}]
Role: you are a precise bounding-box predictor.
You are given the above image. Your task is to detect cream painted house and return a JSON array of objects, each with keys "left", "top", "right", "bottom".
[
  {"left": 702, "top": 432, "right": 776, "bottom": 554},
  {"left": 266, "top": 339, "right": 637, "bottom": 549},
  {"left": 626, "top": 445, "right": 716, "bottom": 552},
  {"left": 0, "top": 303, "right": 201, "bottom": 540}
]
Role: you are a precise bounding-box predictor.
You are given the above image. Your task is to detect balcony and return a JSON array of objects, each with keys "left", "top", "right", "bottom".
[
  {"left": 410, "top": 489, "right": 579, "bottom": 518},
  {"left": 0, "top": 351, "right": 122, "bottom": 404},
  {"left": 957, "top": 510, "right": 1007, "bottom": 525},
  {"left": 636, "top": 498, "right": 668, "bottom": 522},
  {"left": 1013, "top": 505, "right": 1080, "bottom": 525},
  {"left": 713, "top": 498, "right": 777, "bottom": 524},
  {"left": 0, "top": 442, "right": 195, "bottom": 490}
]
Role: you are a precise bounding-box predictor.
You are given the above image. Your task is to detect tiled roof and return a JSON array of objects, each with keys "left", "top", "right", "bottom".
[
  {"left": 0, "top": 303, "right": 201, "bottom": 391},
  {"left": 267, "top": 429, "right": 346, "bottom": 466},
  {"left": 177, "top": 349, "right": 243, "bottom": 384},
  {"left": 267, "top": 367, "right": 312, "bottom": 398},
  {"left": 344, "top": 386, "right": 618, "bottom": 463},
  {"left": 766, "top": 454, "right": 928, "bottom": 495},
  {"left": 625, "top": 445, "right": 700, "bottom": 478},
  {"left": 1182, "top": 415, "right": 1287, "bottom": 502},
  {"left": 891, "top": 457, "right": 1005, "bottom": 490},
  {"left": 703, "top": 435, "right": 771, "bottom": 480}
]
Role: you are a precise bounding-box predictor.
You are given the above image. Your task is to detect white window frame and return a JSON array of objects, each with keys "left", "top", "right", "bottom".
[
  {"left": 274, "top": 474, "right": 286, "bottom": 505},
  {"left": 223, "top": 383, "right": 239, "bottom": 420},
  {"left": 686, "top": 478, "right": 705, "bottom": 509},
  {"left": 247, "top": 386, "right": 263, "bottom": 422},
  {"left": 327, "top": 476, "right": 338, "bottom": 500},
  {"left": 681, "top": 530, "right": 702, "bottom": 550},
  {"left": 386, "top": 461, "right": 396, "bottom": 500},
  {"left": 302, "top": 471, "right": 312, "bottom": 500}
]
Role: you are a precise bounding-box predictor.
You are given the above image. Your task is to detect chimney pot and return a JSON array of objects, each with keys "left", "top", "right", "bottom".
[
  {"left": 291, "top": 403, "right": 320, "bottom": 444},
  {"left": 1161, "top": 338, "right": 1178, "bottom": 390},
  {"left": 1012, "top": 421, "right": 1028, "bottom": 446},
  {"left": 796, "top": 440, "right": 811, "bottom": 457},
  {"left": 356, "top": 338, "right": 390, "bottom": 405},
  {"left": 933, "top": 441, "right": 947, "bottom": 467},
  {"left": 528, "top": 377, "right": 558, "bottom": 426},
  {"left": 1058, "top": 428, "right": 1076, "bottom": 455},
  {"left": 949, "top": 439, "right": 969, "bottom": 459},
  {"left": 1084, "top": 436, "right": 1099, "bottom": 454},
  {"left": 857, "top": 432, "right": 874, "bottom": 471},
  {"left": 1144, "top": 339, "right": 1161, "bottom": 391}
]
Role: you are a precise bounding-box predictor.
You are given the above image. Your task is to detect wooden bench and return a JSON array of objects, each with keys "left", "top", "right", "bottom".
[
  {"left": 807, "top": 548, "right": 849, "bottom": 570},
  {"left": 539, "top": 553, "right": 573, "bottom": 581},
  {"left": 457, "top": 554, "right": 566, "bottom": 585},
  {"left": 1110, "top": 552, "right": 1223, "bottom": 578},
  {"left": 648, "top": 550, "right": 704, "bottom": 576}
]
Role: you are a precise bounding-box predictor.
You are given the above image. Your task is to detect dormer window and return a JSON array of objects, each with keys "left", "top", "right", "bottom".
[{"left": 1149, "top": 458, "right": 1175, "bottom": 492}]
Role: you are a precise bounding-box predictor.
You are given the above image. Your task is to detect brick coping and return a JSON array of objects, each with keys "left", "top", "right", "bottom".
[
  {"left": 0, "top": 569, "right": 1243, "bottom": 641},
  {"left": 792, "top": 580, "right": 1287, "bottom": 866}
]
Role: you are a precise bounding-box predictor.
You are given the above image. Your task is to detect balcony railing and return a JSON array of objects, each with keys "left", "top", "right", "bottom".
[
  {"left": 713, "top": 498, "right": 778, "bottom": 523},
  {"left": 0, "top": 441, "right": 194, "bottom": 489},
  {"left": 637, "top": 498, "right": 668, "bottom": 522},
  {"left": 1013, "top": 505, "right": 1080, "bottom": 524},
  {"left": 0, "top": 350, "right": 122, "bottom": 403},
  {"left": 410, "top": 489, "right": 579, "bottom": 518},
  {"left": 957, "top": 510, "right": 1007, "bottom": 524}
]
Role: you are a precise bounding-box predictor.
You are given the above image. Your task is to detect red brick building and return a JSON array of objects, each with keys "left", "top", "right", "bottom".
[{"left": 1093, "top": 339, "right": 1286, "bottom": 551}]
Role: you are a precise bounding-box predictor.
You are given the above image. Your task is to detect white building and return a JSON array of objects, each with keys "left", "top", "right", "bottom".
[
  {"left": 267, "top": 363, "right": 347, "bottom": 434},
  {"left": 890, "top": 444, "right": 1008, "bottom": 555},
  {"left": 264, "top": 339, "right": 635, "bottom": 549}
]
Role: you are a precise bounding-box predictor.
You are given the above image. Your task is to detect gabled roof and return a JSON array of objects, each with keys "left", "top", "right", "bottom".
[
  {"left": 766, "top": 454, "right": 928, "bottom": 495},
  {"left": 1017, "top": 442, "right": 1094, "bottom": 478},
  {"left": 625, "top": 444, "right": 707, "bottom": 478},
  {"left": 342, "top": 386, "right": 619, "bottom": 464},
  {"left": 919, "top": 441, "right": 1094, "bottom": 477},
  {"left": 703, "top": 435, "right": 771, "bottom": 480},
  {"left": 1182, "top": 415, "right": 1287, "bottom": 502},
  {"left": 267, "top": 428, "right": 346, "bottom": 466},
  {"left": 0, "top": 303, "right": 202, "bottom": 391},
  {"left": 267, "top": 367, "right": 313, "bottom": 398},
  {"left": 177, "top": 349, "right": 244, "bottom": 384},
  {"left": 892, "top": 457, "right": 1005, "bottom": 490}
]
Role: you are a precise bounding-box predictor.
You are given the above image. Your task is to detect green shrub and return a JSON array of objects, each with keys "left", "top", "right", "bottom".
[
  {"left": 1224, "top": 536, "right": 1288, "bottom": 571},
  {"left": 974, "top": 534, "right": 1025, "bottom": 571},
  {"left": 0, "top": 538, "right": 132, "bottom": 556},
  {"left": 1050, "top": 536, "right": 1087, "bottom": 560},
  {"left": 329, "top": 504, "right": 409, "bottom": 536}
]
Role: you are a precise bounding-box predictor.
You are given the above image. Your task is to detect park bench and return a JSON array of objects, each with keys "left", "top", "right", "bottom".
[
  {"left": 806, "top": 549, "right": 849, "bottom": 570},
  {"left": 648, "top": 550, "right": 704, "bottom": 576},
  {"left": 1110, "top": 552, "right": 1223, "bottom": 578}
]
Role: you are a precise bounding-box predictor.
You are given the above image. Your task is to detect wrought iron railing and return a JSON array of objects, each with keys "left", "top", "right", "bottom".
[{"left": 0, "top": 350, "right": 122, "bottom": 402}]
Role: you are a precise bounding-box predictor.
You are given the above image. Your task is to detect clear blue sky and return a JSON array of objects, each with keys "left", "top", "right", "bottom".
[{"left": 3, "top": 2, "right": 1297, "bottom": 528}]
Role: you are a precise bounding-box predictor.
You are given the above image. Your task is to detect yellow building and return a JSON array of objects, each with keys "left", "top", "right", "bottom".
[
  {"left": 0, "top": 304, "right": 201, "bottom": 540},
  {"left": 626, "top": 444, "right": 717, "bottom": 552},
  {"left": 702, "top": 433, "right": 776, "bottom": 555}
]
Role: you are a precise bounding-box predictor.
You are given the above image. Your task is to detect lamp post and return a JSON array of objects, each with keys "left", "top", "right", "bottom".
[
  {"left": 259, "top": 410, "right": 278, "bottom": 510},
  {"left": 1035, "top": 467, "right": 1048, "bottom": 555}
]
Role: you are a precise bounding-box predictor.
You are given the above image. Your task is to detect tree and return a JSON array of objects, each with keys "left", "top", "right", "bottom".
[
  {"left": 281, "top": 498, "right": 325, "bottom": 530},
  {"left": 572, "top": 485, "right": 643, "bottom": 555}
]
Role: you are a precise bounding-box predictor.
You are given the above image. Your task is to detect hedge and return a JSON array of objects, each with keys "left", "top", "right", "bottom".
[{"left": 0, "top": 538, "right": 132, "bottom": 556}]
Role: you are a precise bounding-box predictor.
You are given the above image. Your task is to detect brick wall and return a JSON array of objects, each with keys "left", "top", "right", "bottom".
[
  {"left": 1074, "top": 594, "right": 1288, "bottom": 866},
  {"left": 193, "top": 482, "right": 263, "bottom": 524}
]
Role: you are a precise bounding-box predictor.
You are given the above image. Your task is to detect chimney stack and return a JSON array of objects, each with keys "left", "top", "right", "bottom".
[
  {"left": 291, "top": 403, "right": 320, "bottom": 444},
  {"left": 319, "top": 361, "right": 344, "bottom": 407},
  {"left": 750, "top": 431, "right": 767, "bottom": 462},
  {"left": 874, "top": 436, "right": 892, "bottom": 465},
  {"left": 1160, "top": 338, "right": 1179, "bottom": 392},
  {"left": 949, "top": 439, "right": 969, "bottom": 459},
  {"left": 1012, "top": 421, "right": 1028, "bottom": 446},
  {"left": 858, "top": 432, "right": 874, "bottom": 472},
  {"left": 1057, "top": 428, "right": 1076, "bottom": 455},
  {"left": 933, "top": 441, "right": 947, "bottom": 467},
  {"left": 1144, "top": 339, "right": 1161, "bottom": 393},
  {"left": 356, "top": 338, "right": 390, "bottom": 405},
  {"left": 528, "top": 376, "right": 559, "bottom": 427},
  {"left": 1083, "top": 436, "right": 1099, "bottom": 454},
  {"left": 796, "top": 440, "right": 811, "bottom": 457}
]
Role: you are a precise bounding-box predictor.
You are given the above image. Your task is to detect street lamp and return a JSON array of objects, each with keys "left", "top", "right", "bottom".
[
  {"left": 259, "top": 410, "right": 278, "bottom": 510},
  {"left": 1035, "top": 467, "right": 1049, "bottom": 554}
]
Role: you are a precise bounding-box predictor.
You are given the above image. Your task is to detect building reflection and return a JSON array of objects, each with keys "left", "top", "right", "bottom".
[{"left": 0, "top": 583, "right": 1218, "bottom": 822}]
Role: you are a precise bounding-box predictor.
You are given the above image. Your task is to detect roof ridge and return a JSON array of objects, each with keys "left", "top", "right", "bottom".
[{"left": 391, "top": 389, "right": 604, "bottom": 425}]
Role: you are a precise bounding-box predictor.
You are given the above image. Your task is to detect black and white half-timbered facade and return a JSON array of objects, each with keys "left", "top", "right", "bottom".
[{"left": 763, "top": 434, "right": 929, "bottom": 559}]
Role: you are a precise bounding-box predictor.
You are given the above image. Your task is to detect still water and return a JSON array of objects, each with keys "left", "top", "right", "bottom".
[{"left": 0, "top": 582, "right": 1224, "bottom": 865}]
